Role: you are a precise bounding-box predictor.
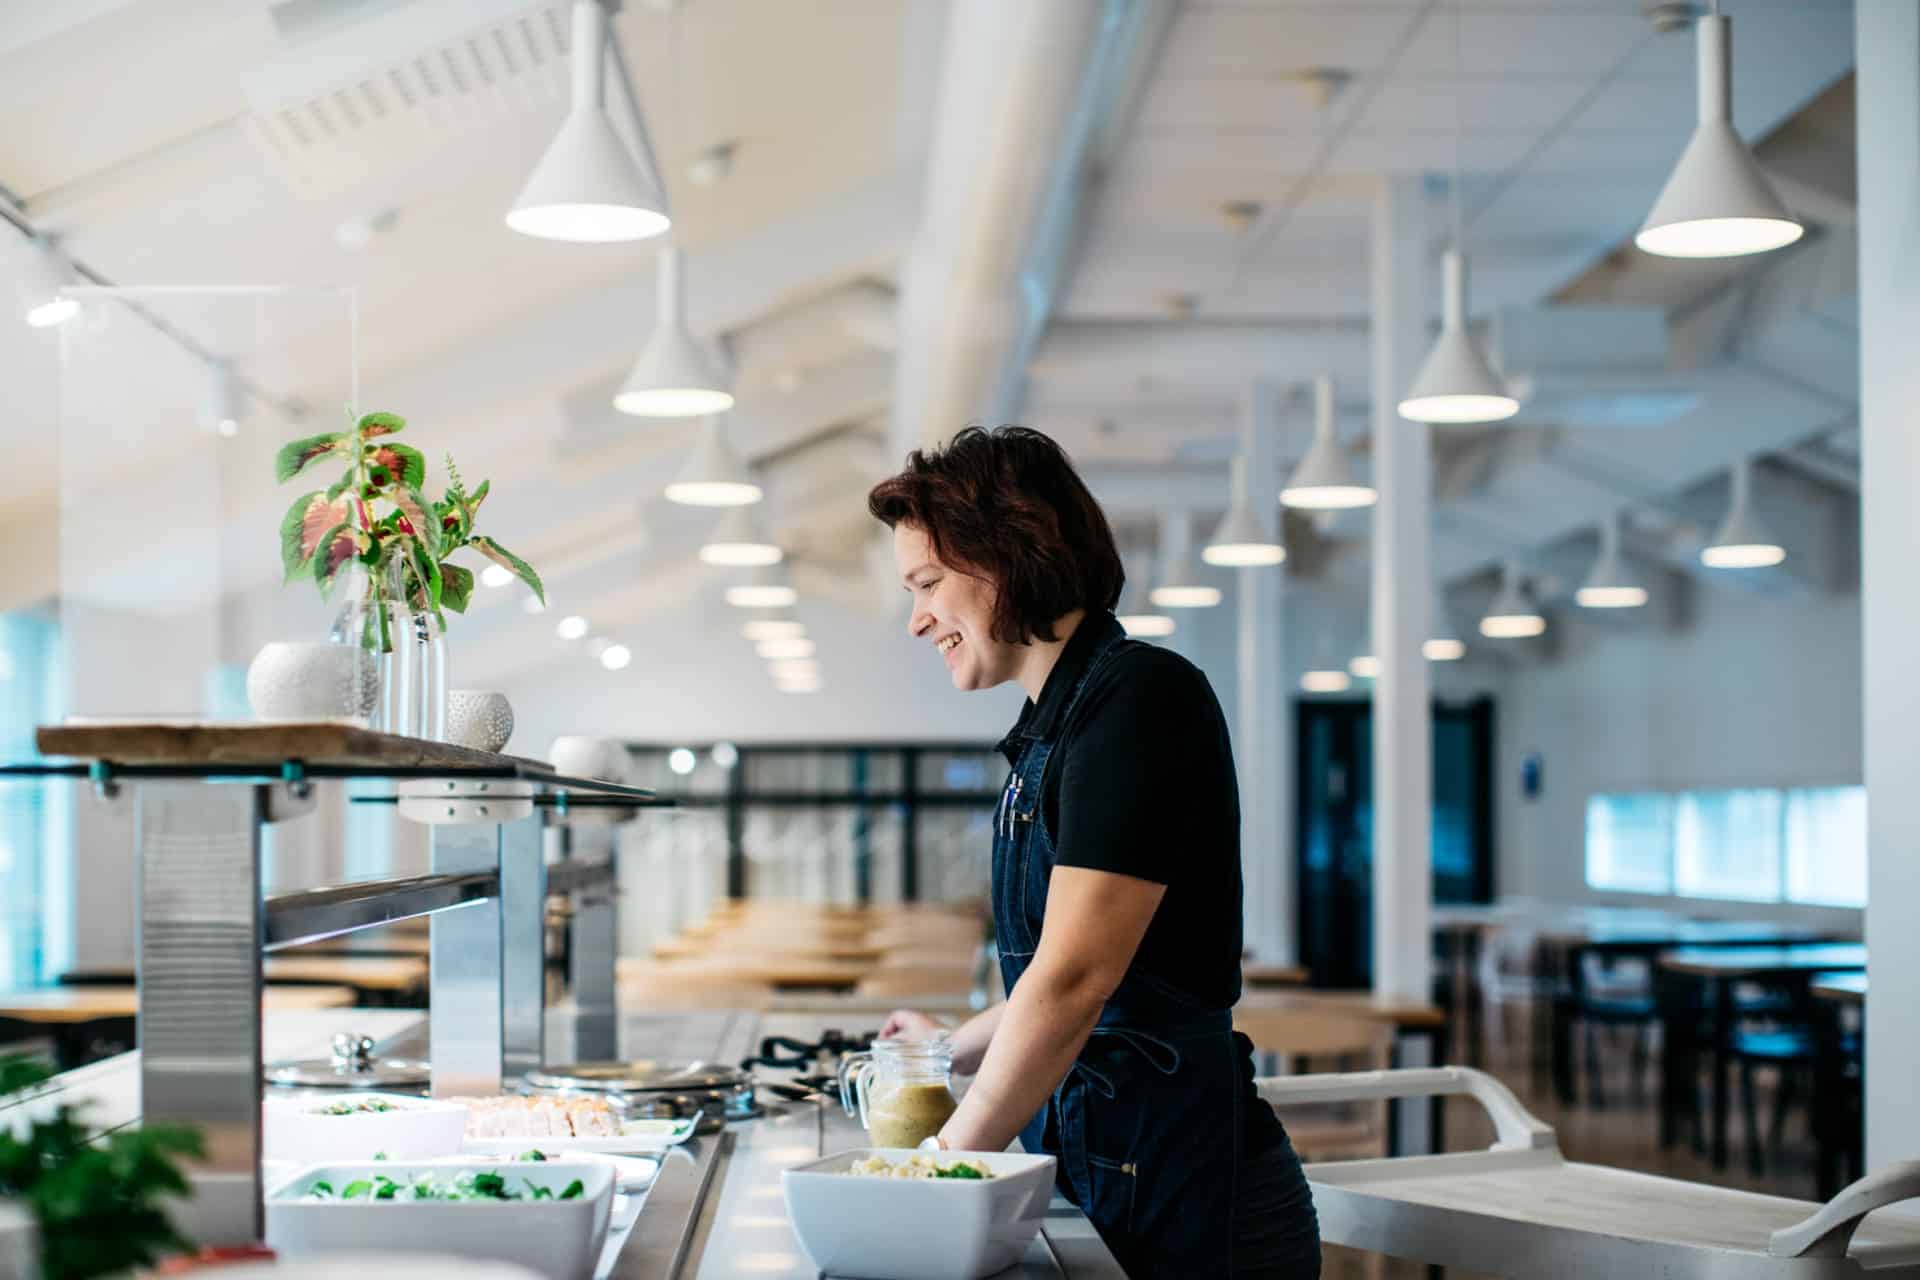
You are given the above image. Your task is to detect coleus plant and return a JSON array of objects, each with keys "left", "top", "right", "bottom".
[{"left": 275, "top": 411, "right": 544, "bottom": 651}]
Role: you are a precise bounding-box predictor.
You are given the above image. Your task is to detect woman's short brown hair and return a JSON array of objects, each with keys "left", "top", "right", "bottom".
[{"left": 868, "top": 426, "right": 1124, "bottom": 645}]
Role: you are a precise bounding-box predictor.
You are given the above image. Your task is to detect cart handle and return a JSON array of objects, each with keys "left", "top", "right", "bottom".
[
  {"left": 1769, "top": 1160, "right": 1920, "bottom": 1258},
  {"left": 1255, "top": 1066, "right": 1558, "bottom": 1153}
]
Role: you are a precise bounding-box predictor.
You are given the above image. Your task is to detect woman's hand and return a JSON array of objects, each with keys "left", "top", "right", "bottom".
[{"left": 879, "top": 1008, "right": 945, "bottom": 1040}]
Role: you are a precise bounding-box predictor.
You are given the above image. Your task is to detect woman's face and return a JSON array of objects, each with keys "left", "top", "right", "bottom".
[{"left": 895, "top": 523, "right": 1017, "bottom": 692}]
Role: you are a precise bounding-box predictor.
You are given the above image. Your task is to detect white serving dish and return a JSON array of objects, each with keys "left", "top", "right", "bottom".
[
  {"left": 462, "top": 1115, "right": 698, "bottom": 1156},
  {"left": 264, "top": 1092, "right": 469, "bottom": 1164},
  {"left": 782, "top": 1148, "right": 1057, "bottom": 1280},
  {"left": 266, "top": 1161, "right": 615, "bottom": 1280}
]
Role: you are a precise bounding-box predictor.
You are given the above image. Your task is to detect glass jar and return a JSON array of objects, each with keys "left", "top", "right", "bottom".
[
  {"left": 329, "top": 555, "right": 448, "bottom": 739},
  {"left": 837, "top": 1036, "right": 957, "bottom": 1149}
]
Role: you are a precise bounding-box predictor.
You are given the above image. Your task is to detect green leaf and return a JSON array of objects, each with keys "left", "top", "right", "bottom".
[
  {"left": 469, "top": 478, "right": 490, "bottom": 512},
  {"left": 440, "top": 563, "right": 474, "bottom": 615},
  {"left": 282, "top": 492, "right": 351, "bottom": 583},
  {"left": 393, "top": 485, "right": 435, "bottom": 550},
  {"left": 365, "top": 442, "right": 426, "bottom": 489},
  {"left": 342, "top": 1180, "right": 372, "bottom": 1200},
  {"left": 275, "top": 431, "right": 349, "bottom": 483},
  {"left": 411, "top": 537, "right": 445, "bottom": 622},
  {"left": 469, "top": 536, "right": 545, "bottom": 606},
  {"left": 356, "top": 411, "right": 405, "bottom": 440},
  {"left": 325, "top": 473, "right": 354, "bottom": 503},
  {"left": 560, "top": 1178, "right": 584, "bottom": 1200},
  {"left": 311, "top": 521, "right": 368, "bottom": 597}
]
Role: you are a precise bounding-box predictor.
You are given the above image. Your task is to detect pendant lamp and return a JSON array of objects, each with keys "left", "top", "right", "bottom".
[
  {"left": 1398, "top": 250, "right": 1519, "bottom": 424},
  {"left": 1425, "top": 585, "right": 1466, "bottom": 661},
  {"left": 699, "top": 505, "right": 781, "bottom": 567},
  {"left": 1283, "top": 376, "right": 1376, "bottom": 508},
  {"left": 1635, "top": 10, "right": 1803, "bottom": 260},
  {"left": 507, "top": 0, "right": 671, "bottom": 243},
  {"left": 1480, "top": 563, "right": 1546, "bottom": 638},
  {"left": 1203, "top": 459, "right": 1286, "bottom": 566},
  {"left": 1149, "top": 513, "right": 1222, "bottom": 608},
  {"left": 726, "top": 562, "right": 798, "bottom": 608},
  {"left": 1701, "top": 458, "right": 1785, "bottom": 568},
  {"left": 614, "top": 248, "right": 735, "bottom": 417},
  {"left": 1116, "top": 551, "right": 1176, "bottom": 637},
  {"left": 664, "top": 416, "right": 761, "bottom": 506},
  {"left": 742, "top": 616, "right": 805, "bottom": 641},
  {"left": 1577, "top": 515, "right": 1649, "bottom": 607},
  {"left": 1349, "top": 653, "right": 1381, "bottom": 680},
  {"left": 23, "top": 243, "right": 76, "bottom": 329}
]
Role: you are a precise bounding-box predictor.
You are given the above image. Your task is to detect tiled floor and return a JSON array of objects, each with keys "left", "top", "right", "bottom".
[{"left": 1315, "top": 1004, "right": 1829, "bottom": 1278}]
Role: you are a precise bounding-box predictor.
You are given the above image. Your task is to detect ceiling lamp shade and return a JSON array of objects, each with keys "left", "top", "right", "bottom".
[
  {"left": 742, "top": 617, "right": 805, "bottom": 640},
  {"left": 507, "top": 1, "right": 670, "bottom": 243},
  {"left": 1116, "top": 549, "right": 1176, "bottom": 637},
  {"left": 1701, "top": 458, "right": 1786, "bottom": 568},
  {"left": 756, "top": 636, "right": 816, "bottom": 660},
  {"left": 1480, "top": 563, "right": 1547, "bottom": 639},
  {"left": 1398, "top": 250, "right": 1519, "bottom": 425},
  {"left": 1425, "top": 586, "right": 1466, "bottom": 661},
  {"left": 664, "top": 416, "right": 762, "bottom": 506},
  {"left": 614, "top": 248, "right": 735, "bottom": 417},
  {"left": 1282, "top": 376, "right": 1376, "bottom": 509},
  {"left": 1203, "top": 459, "right": 1286, "bottom": 567},
  {"left": 1300, "top": 668, "right": 1352, "bottom": 694},
  {"left": 1149, "top": 514, "right": 1222, "bottom": 609},
  {"left": 699, "top": 505, "right": 781, "bottom": 567},
  {"left": 1349, "top": 654, "right": 1381, "bottom": 680},
  {"left": 725, "top": 563, "right": 797, "bottom": 608},
  {"left": 23, "top": 243, "right": 76, "bottom": 329},
  {"left": 1577, "top": 515, "right": 1649, "bottom": 608},
  {"left": 1634, "top": 14, "right": 1803, "bottom": 260}
]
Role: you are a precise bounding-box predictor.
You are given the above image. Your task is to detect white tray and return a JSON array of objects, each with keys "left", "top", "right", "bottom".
[
  {"left": 1259, "top": 1067, "right": 1920, "bottom": 1279},
  {"left": 462, "top": 1116, "right": 698, "bottom": 1155}
]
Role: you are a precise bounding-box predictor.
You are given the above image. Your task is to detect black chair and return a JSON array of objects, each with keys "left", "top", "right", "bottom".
[{"left": 1570, "top": 954, "right": 1659, "bottom": 1108}]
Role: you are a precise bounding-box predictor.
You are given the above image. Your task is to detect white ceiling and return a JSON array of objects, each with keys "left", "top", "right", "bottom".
[{"left": 0, "top": 0, "right": 1863, "bottom": 692}]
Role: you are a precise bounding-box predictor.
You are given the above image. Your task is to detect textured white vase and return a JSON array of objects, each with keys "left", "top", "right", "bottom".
[
  {"left": 447, "top": 690, "right": 515, "bottom": 753},
  {"left": 246, "top": 641, "right": 378, "bottom": 722}
]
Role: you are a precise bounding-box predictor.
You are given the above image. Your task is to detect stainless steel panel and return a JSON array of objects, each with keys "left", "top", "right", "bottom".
[
  {"left": 135, "top": 782, "right": 267, "bottom": 1245},
  {"left": 500, "top": 813, "right": 546, "bottom": 1080},
  {"left": 429, "top": 822, "right": 504, "bottom": 1097},
  {"left": 262, "top": 871, "right": 497, "bottom": 950}
]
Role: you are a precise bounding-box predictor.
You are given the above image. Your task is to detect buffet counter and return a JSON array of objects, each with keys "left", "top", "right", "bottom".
[{"left": 12, "top": 1006, "right": 1125, "bottom": 1279}]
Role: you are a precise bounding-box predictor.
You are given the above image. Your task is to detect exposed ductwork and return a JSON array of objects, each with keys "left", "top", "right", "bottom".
[{"left": 891, "top": 0, "right": 1176, "bottom": 452}]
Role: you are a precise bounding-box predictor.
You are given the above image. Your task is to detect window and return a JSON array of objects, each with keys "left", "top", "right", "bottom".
[
  {"left": 0, "top": 611, "right": 62, "bottom": 988},
  {"left": 1585, "top": 784, "right": 1865, "bottom": 908},
  {"left": 1585, "top": 793, "right": 1675, "bottom": 895}
]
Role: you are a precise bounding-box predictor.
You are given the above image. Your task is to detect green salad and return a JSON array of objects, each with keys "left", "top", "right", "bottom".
[
  {"left": 303, "top": 1170, "right": 585, "bottom": 1202},
  {"left": 309, "top": 1098, "right": 409, "bottom": 1116}
]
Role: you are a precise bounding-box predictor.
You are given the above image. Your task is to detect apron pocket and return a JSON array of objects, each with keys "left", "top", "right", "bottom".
[{"left": 1083, "top": 1152, "right": 1138, "bottom": 1236}]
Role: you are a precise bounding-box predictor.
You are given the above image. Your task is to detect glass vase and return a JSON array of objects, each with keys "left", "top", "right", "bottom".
[{"left": 329, "top": 557, "right": 448, "bottom": 739}]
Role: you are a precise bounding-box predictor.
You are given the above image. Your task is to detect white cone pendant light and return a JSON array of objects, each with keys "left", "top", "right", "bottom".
[
  {"left": 1349, "top": 653, "right": 1381, "bottom": 680},
  {"left": 700, "top": 505, "right": 781, "bottom": 567},
  {"left": 507, "top": 0, "right": 671, "bottom": 243},
  {"left": 1635, "top": 12, "right": 1802, "bottom": 260},
  {"left": 1701, "top": 458, "right": 1785, "bottom": 568},
  {"left": 1283, "top": 376, "right": 1376, "bottom": 509},
  {"left": 1480, "top": 563, "right": 1546, "bottom": 638},
  {"left": 1399, "top": 250, "right": 1519, "bottom": 425},
  {"left": 1117, "top": 551, "right": 1175, "bottom": 637},
  {"left": 742, "top": 616, "right": 805, "bottom": 640},
  {"left": 1425, "top": 585, "right": 1466, "bottom": 661},
  {"left": 23, "top": 243, "right": 75, "bottom": 329},
  {"left": 1577, "top": 515, "right": 1649, "bottom": 607},
  {"left": 726, "top": 562, "right": 798, "bottom": 608},
  {"left": 615, "top": 248, "right": 735, "bottom": 417},
  {"left": 1204, "top": 459, "right": 1286, "bottom": 567},
  {"left": 1149, "top": 513, "right": 1222, "bottom": 608},
  {"left": 664, "top": 416, "right": 762, "bottom": 506}
]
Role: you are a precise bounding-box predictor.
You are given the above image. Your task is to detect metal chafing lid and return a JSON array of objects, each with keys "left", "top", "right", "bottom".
[
  {"left": 525, "top": 1060, "right": 747, "bottom": 1093},
  {"left": 265, "top": 1031, "right": 431, "bottom": 1088}
]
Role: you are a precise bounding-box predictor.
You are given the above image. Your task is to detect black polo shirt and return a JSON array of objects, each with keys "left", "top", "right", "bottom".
[{"left": 996, "top": 612, "right": 1245, "bottom": 1010}]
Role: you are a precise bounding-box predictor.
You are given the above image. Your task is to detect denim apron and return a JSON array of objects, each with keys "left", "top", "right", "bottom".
[{"left": 993, "top": 625, "right": 1299, "bottom": 1277}]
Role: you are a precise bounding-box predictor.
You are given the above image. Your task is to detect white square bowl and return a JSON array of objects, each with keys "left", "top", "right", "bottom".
[
  {"left": 265, "top": 1161, "right": 615, "bottom": 1280},
  {"left": 264, "top": 1092, "right": 470, "bottom": 1163},
  {"left": 781, "top": 1149, "right": 1057, "bottom": 1280}
]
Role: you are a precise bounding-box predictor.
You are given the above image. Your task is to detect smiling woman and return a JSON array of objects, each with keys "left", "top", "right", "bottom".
[{"left": 865, "top": 428, "right": 1321, "bottom": 1278}]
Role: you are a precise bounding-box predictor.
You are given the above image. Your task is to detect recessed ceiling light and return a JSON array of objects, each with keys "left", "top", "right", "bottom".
[
  {"left": 600, "top": 643, "right": 632, "bottom": 671},
  {"left": 481, "top": 565, "right": 514, "bottom": 589},
  {"left": 556, "top": 615, "right": 590, "bottom": 640}
]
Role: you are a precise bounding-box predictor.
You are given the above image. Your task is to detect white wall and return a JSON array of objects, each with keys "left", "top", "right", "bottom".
[{"left": 1496, "top": 578, "right": 1863, "bottom": 929}]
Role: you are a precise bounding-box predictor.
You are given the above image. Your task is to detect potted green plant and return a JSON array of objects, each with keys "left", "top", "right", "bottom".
[{"left": 0, "top": 1055, "right": 205, "bottom": 1280}]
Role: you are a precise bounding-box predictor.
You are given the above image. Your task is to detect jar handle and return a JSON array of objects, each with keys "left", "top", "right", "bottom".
[{"left": 836, "top": 1050, "right": 873, "bottom": 1117}]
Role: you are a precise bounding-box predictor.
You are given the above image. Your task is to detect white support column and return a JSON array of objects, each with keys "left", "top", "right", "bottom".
[
  {"left": 1238, "top": 382, "right": 1292, "bottom": 963},
  {"left": 1370, "top": 176, "right": 1432, "bottom": 1004},
  {"left": 1857, "top": 0, "right": 1920, "bottom": 1172}
]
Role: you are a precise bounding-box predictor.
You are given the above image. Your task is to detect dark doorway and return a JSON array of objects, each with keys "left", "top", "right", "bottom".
[{"left": 1295, "top": 696, "right": 1495, "bottom": 988}]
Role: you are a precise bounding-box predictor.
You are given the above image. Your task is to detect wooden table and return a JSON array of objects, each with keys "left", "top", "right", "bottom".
[
  {"left": 1243, "top": 963, "right": 1311, "bottom": 988},
  {"left": 59, "top": 956, "right": 429, "bottom": 1004},
  {"left": 1656, "top": 943, "right": 1867, "bottom": 1172},
  {"left": 1812, "top": 971, "right": 1867, "bottom": 1003},
  {"left": 0, "top": 985, "right": 356, "bottom": 1069}
]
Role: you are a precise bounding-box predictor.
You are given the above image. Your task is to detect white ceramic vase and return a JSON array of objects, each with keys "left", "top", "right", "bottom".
[
  {"left": 447, "top": 690, "right": 515, "bottom": 753},
  {"left": 246, "top": 641, "right": 378, "bottom": 723},
  {"left": 549, "top": 735, "right": 631, "bottom": 783}
]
